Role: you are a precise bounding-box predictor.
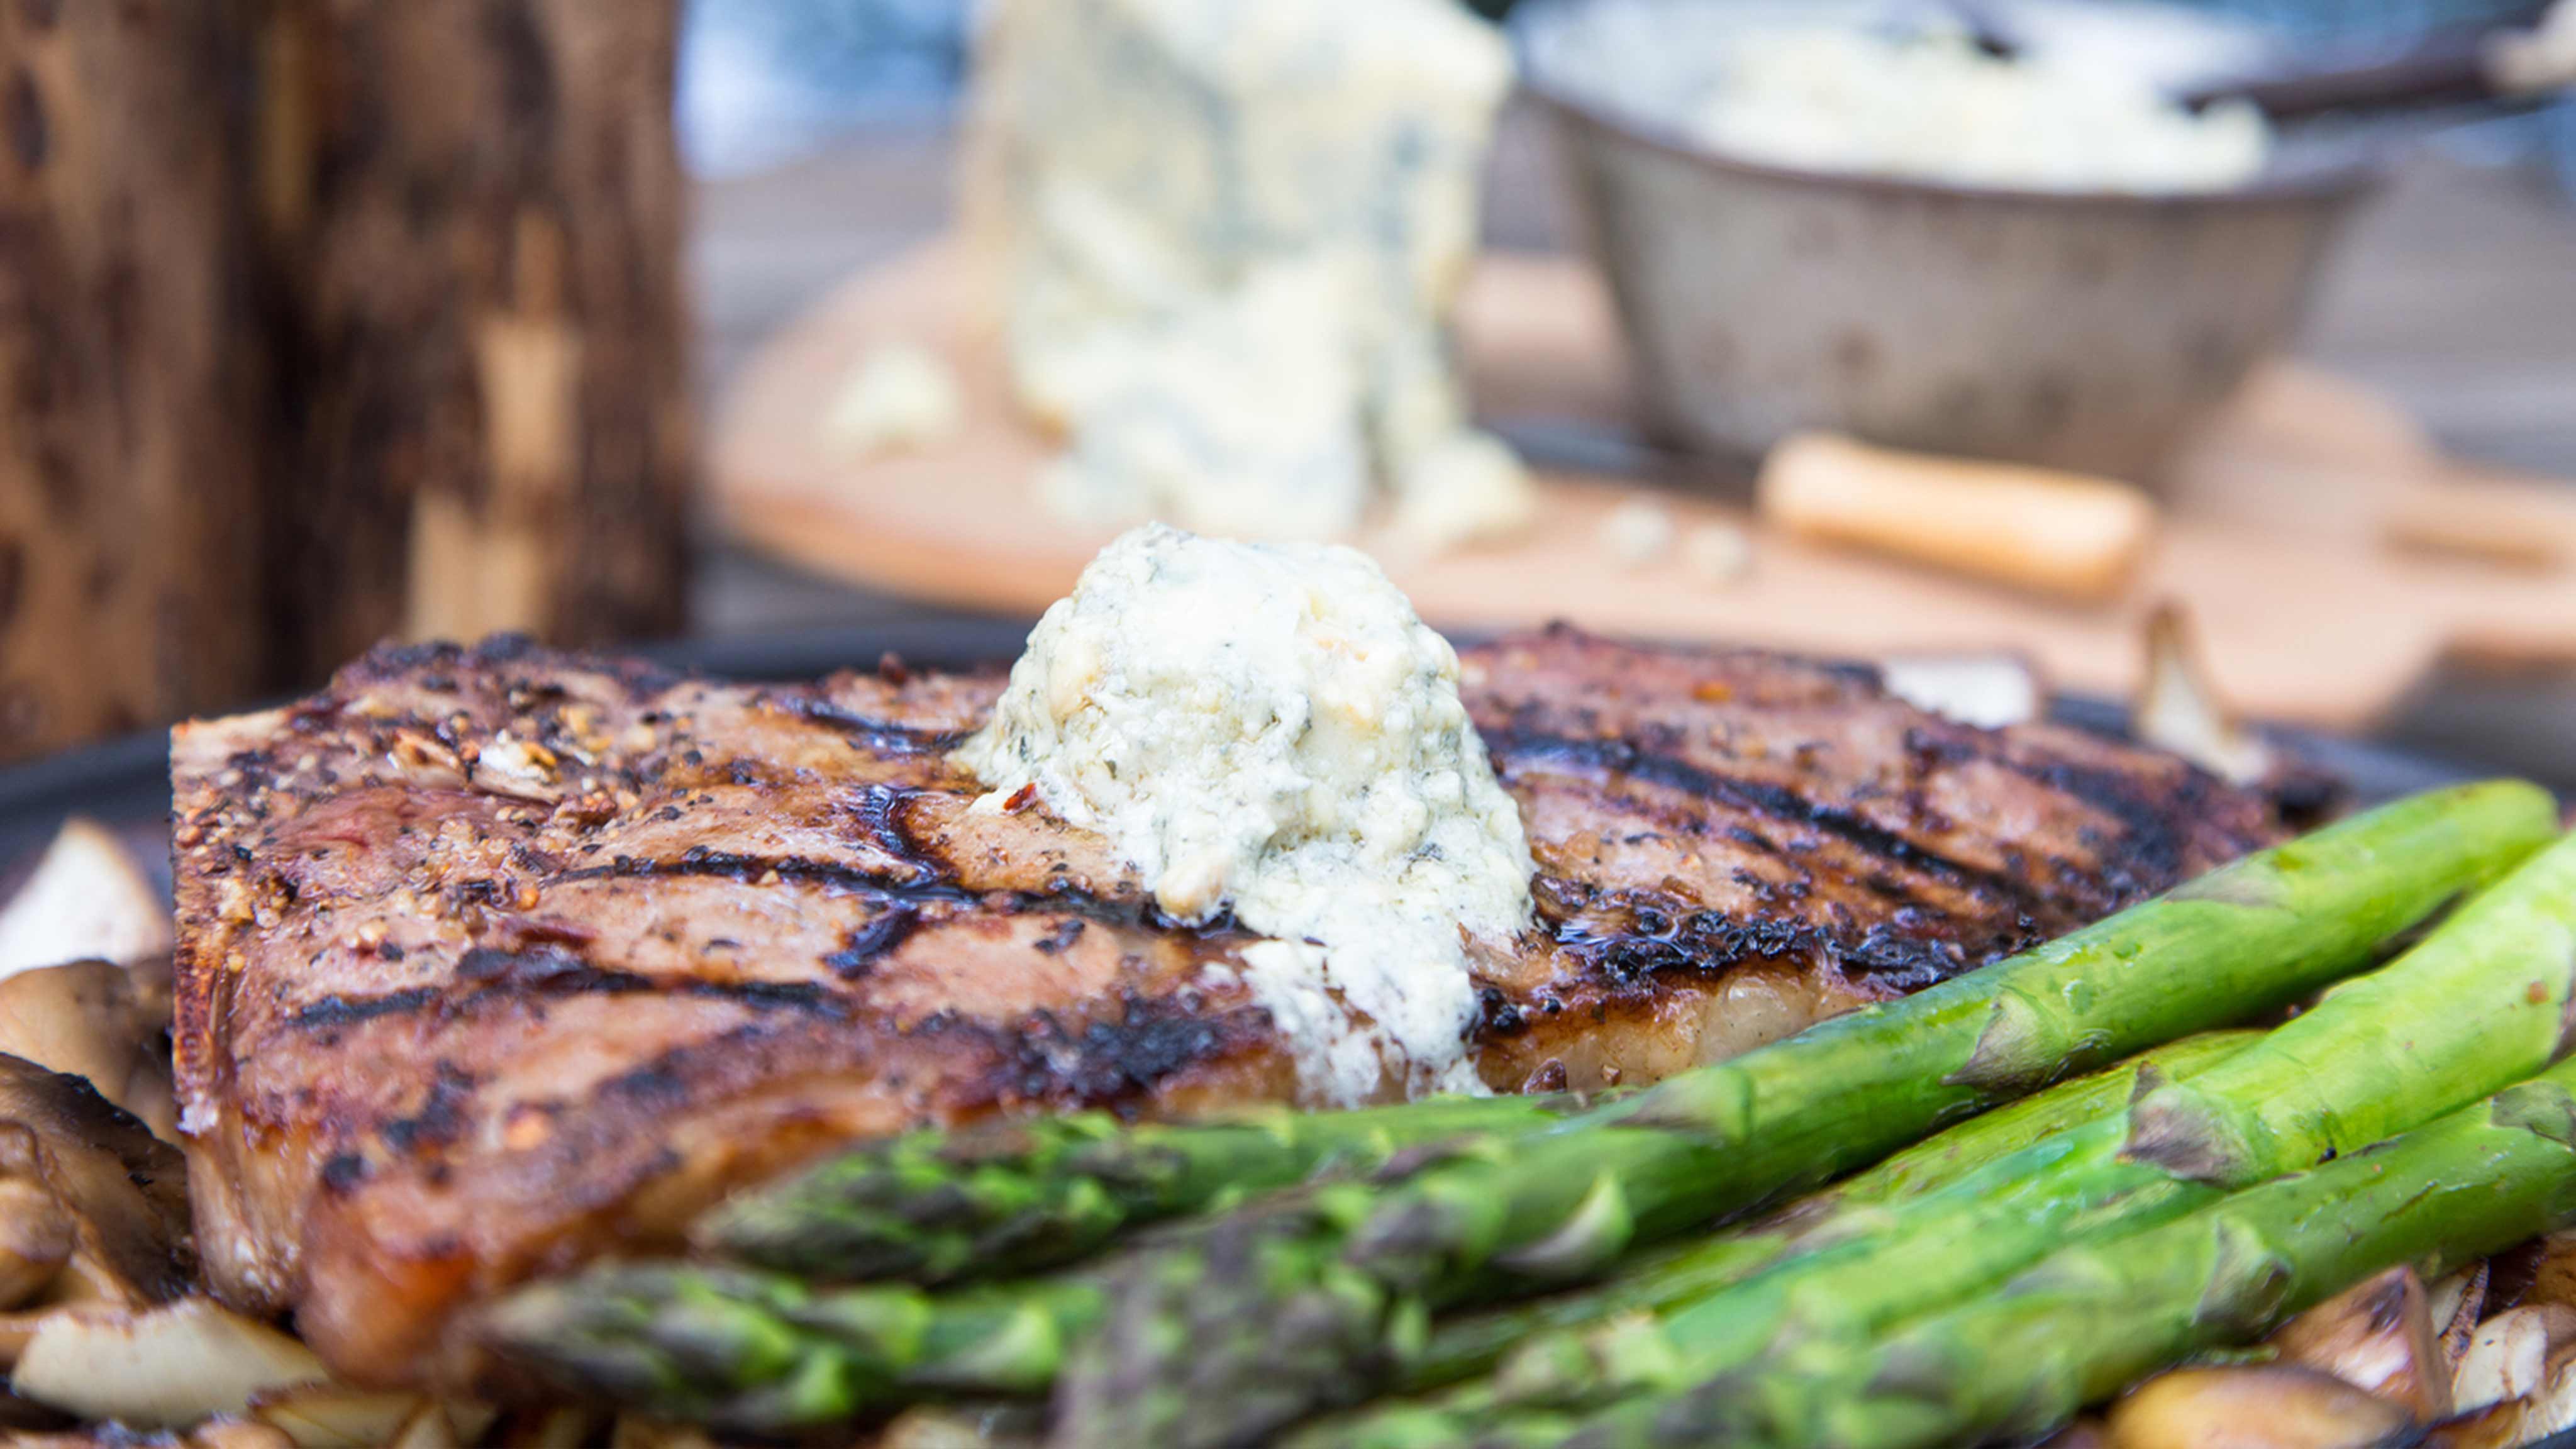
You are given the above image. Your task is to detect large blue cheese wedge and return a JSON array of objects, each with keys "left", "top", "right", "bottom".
[{"left": 985, "top": 0, "right": 1534, "bottom": 547}]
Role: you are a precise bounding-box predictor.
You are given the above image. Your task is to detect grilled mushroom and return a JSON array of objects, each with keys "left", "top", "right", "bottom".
[
  {"left": 0, "top": 955, "right": 175, "bottom": 1141},
  {"left": 13, "top": 1298, "right": 327, "bottom": 1430},
  {"left": 0, "top": 1052, "right": 191, "bottom": 1367},
  {"left": 2133, "top": 604, "right": 2273, "bottom": 787},
  {"left": 2514, "top": 1232, "right": 2576, "bottom": 1314},
  {"left": 2453, "top": 1303, "right": 2576, "bottom": 1413},
  {"left": 2431, "top": 1263, "right": 2492, "bottom": 1379},
  {"left": 2107, "top": 1363, "right": 2415, "bottom": 1448},
  {"left": 2270, "top": 1267, "right": 2450, "bottom": 1420},
  {"left": 0, "top": 818, "right": 169, "bottom": 979}
]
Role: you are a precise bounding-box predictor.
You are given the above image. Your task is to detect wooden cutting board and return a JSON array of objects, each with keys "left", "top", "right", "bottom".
[{"left": 712, "top": 238, "right": 2576, "bottom": 730}]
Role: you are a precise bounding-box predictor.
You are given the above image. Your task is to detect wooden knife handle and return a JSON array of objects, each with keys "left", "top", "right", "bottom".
[{"left": 1757, "top": 433, "right": 2158, "bottom": 603}]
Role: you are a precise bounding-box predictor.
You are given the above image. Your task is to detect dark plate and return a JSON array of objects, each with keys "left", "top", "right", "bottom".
[{"left": 0, "top": 619, "right": 2488, "bottom": 870}]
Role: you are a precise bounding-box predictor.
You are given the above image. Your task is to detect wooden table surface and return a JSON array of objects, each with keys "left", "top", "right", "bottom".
[{"left": 685, "top": 110, "right": 2576, "bottom": 786}]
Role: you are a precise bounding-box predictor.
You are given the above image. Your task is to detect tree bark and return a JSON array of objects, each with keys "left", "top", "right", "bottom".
[
  {"left": 0, "top": 0, "right": 690, "bottom": 763},
  {"left": 0, "top": 0, "right": 269, "bottom": 760}
]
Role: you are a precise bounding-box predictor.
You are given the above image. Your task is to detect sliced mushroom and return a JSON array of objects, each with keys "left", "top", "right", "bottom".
[
  {"left": 2270, "top": 1266, "right": 2450, "bottom": 1420},
  {"left": 877, "top": 1404, "right": 1048, "bottom": 1449},
  {"left": 383, "top": 1401, "right": 496, "bottom": 1449},
  {"left": 2431, "top": 1262, "right": 2492, "bottom": 1378},
  {"left": 0, "top": 954, "right": 177, "bottom": 1141},
  {"left": 2453, "top": 1304, "right": 2576, "bottom": 1413},
  {"left": 0, "top": 817, "right": 170, "bottom": 979},
  {"left": 11, "top": 1305, "right": 488, "bottom": 1442},
  {"left": 2133, "top": 604, "right": 2273, "bottom": 786},
  {"left": 2429, "top": 1314, "right": 2576, "bottom": 1446},
  {"left": 247, "top": 1382, "right": 435, "bottom": 1448},
  {"left": 11, "top": 1297, "right": 327, "bottom": 1430},
  {"left": 2428, "top": 1340, "right": 2576, "bottom": 1446},
  {"left": 0, "top": 1176, "right": 74, "bottom": 1309},
  {"left": 2107, "top": 1363, "right": 2416, "bottom": 1449},
  {"left": 2424, "top": 1400, "right": 2529, "bottom": 1449},
  {"left": 2516, "top": 1232, "right": 2576, "bottom": 1314},
  {"left": 191, "top": 1424, "right": 303, "bottom": 1449},
  {"left": 1879, "top": 652, "right": 2043, "bottom": 729},
  {"left": 0, "top": 1053, "right": 191, "bottom": 1363},
  {"left": 387, "top": 1402, "right": 464, "bottom": 1449},
  {"left": 2523, "top": 1353, "right": 2576, "bottom": 1439}
]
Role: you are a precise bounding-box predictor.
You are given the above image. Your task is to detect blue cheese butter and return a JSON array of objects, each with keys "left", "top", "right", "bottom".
[{"left": 956, "top": 525, "right": 1533, "bottom": 1103}]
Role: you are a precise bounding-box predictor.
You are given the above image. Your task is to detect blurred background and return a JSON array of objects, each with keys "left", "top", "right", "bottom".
[{"left": 5, "top": 0, "right": 2576, "bottom": 811}]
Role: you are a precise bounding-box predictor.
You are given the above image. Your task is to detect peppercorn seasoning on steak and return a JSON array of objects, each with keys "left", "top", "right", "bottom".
[{"left": 170, "top": 629, "right": 2281, "bottom": 1384}]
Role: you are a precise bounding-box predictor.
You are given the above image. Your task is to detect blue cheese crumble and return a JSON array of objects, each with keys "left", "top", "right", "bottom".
[{"left": 982, "top": 0, "right": 1535, "bottom": 547}]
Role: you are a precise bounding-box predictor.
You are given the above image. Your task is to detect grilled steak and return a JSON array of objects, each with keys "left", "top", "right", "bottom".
[{"left": 170, "top": 628, "right": 2280, "bottom": 1384}]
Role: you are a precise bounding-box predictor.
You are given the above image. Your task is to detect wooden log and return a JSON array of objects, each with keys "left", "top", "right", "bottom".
[
  {"left": 253, "top": 0, "right": 693, "bottom": 677},
  {"left": 0, "top": 0, "right": 270, "bottom": 760},
  {"left": 0, "top": 0, "right": 691, "bottom": 761}
]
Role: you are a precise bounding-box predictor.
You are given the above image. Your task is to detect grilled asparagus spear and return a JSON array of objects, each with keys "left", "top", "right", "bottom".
[
  {"left": 482, "top": 1034, "right": 2257, "bottom": 1431},
  {"left": 481, "top": 1266, "right": 1100, "bottom": 1432},
  {"left": 1572, "top": 1054, "right": 2576, "bottom": 1449},
  {"left": 1389, "top": 1027, "right": 2256, "bottom": 1397},
  {"left": 699, "top": 1094, "right": 1607, "bottom": 1284},
  {"left": 1311, "top": 823, "right": 2576, "bottom": 1449}
]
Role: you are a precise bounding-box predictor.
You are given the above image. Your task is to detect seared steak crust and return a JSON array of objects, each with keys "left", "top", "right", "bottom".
[
  {"left": 170, "top": 628, "right": 2279, "bottom": 1383},
  {"left": 1458, "top": 630, "right": 2275, "bottom": 1089}
]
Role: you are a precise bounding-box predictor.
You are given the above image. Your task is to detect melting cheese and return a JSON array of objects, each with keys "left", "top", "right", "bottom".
[{"left": 956, "top": 525, "right": 1533, "bottom": 1103}]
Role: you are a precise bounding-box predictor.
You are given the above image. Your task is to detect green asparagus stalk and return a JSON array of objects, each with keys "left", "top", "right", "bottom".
[
  {"left": 482, "top": 1266, "right": 1106, "bottom": 1434},
  {"left": 1309, "top": 823, "right": 2576, "bottom": 1449},
  {"left": 1570, "top": 1053, "right": 2576, "bottom": 1449},
  {"left": 482, "top": 1034, "right": 2258, "bottom": 1431},
  {"left": 1391, "top": 1027, "right": 2257, "bottom": 1397},
  {"left": 1052, "top": 782, "right": 2560, "bottom": 1449},
  {"left": 699, "top": 1094, "right": 1609, "bottom": 1284}
]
